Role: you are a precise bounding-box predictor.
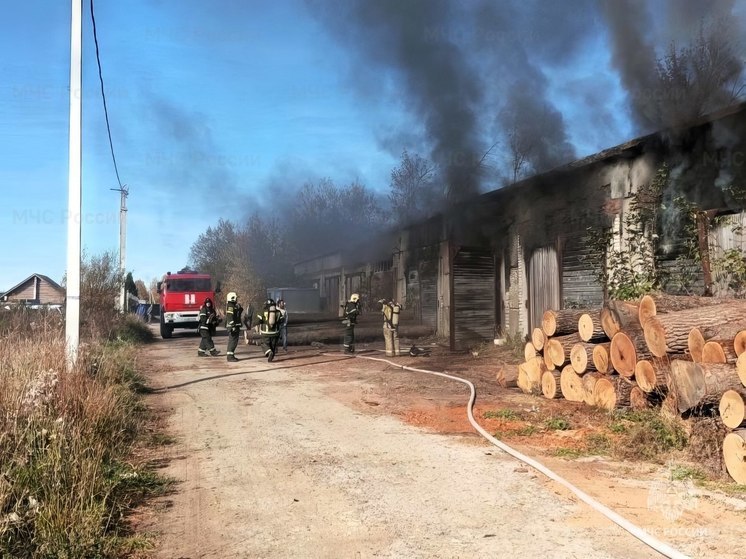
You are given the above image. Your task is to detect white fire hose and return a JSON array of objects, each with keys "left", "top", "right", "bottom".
[{"left": 337, "top": 352, "right": 690, "bottom": 559}]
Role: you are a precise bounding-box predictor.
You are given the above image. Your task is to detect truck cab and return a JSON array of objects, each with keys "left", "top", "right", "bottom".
[{"left": 157, "top": 270, "right": 216, "bottom": 339}]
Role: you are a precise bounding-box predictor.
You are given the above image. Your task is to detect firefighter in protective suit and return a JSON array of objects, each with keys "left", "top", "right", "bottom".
[
  {"left": 341, "top": 293, "right": 361, "bottom": 353},
  {"left": 256, "top": 299, "right": 284, "bottom": 362},
  {"left": 197, "top": 297, "right": 220, "bottom": 357},
  {"left": 379, "top": 299, "right": 401, "bottom": 357},
  {"left": 225, "top": 292, "right": 243, "bottom": 362}
]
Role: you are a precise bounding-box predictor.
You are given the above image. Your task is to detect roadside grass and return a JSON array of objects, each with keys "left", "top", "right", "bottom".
[
  {"left": 608, "top": 410, "right": 688, "bottom": 462},
  {"left": 483, "top": 408, "right": 520, "bottom": 420},
  {"left": 0, "top": 308, "right": 166, "bottom": 558}
]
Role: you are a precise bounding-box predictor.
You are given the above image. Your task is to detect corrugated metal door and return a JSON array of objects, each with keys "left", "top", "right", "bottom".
[
  {"left": 420, "top": 269, "right": 437, "bottom": 328},
  {"left": 324, "top": 276, "right": 339, "bottom": 313},
  {"left": 452, "top": 248, "right": 495, "bottom": 349},
  {"left": 529, "top": 246, "right": 560, "bottom": 331},
  {"left": 562, "top": 234, "right": 604, "bottom": 308}
]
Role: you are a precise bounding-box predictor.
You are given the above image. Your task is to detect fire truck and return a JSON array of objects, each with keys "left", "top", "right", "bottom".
[{"left": 157, "top": 269, "right": 218, "bottom": 339}]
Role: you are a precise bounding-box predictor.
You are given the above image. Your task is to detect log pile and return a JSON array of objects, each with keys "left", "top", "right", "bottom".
[
  {"left": 515, "top": 294, "right": 746, "bottom": 483},
  {"left": 517, "top": 306, "right": 638, "bottom": 410},
  {"left": 718, "top": 353, "right": 746, "bottom": 484}
]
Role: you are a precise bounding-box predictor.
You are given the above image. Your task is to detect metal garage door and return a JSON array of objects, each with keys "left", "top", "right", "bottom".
[
  {"left": 452, "top": 248, "right": 495, "bottom": 349},
  {"left": 529, "top": 246, "right": 560, "bottom": 332}
]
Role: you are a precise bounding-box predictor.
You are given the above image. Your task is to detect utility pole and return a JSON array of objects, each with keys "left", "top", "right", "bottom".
[
  {"left": 65, "top": 0, "right": 82, "bottom": 370},
  {"left": 112, "top": 185, "right": 128, "bottom": 312}
]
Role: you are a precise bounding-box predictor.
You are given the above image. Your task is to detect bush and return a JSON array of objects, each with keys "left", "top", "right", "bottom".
[
  {"left": 612, "top": 410, "right": 688, "bottom": 462},
  {"left": 0, "top": 325, "right": 160, "bottom": 557},
  {"left": 113, "top": 315, "right": 154, "bottom": 344}
]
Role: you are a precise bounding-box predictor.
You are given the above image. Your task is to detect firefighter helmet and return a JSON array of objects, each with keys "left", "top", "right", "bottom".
[
  {"left": 350, "top": 293, "right": 360, "bottom": 303},
  {"left": 227, "top": 292, "right": 237, "bottom": 303},
  {"left": 265, "top": 298, "right": 275, "bottom": 307}
]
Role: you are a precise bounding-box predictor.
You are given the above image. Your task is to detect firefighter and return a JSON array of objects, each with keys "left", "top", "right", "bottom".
[
  {"left": 197, "top": 297, "right": 220, "bottom": 357},
  {"left": 225, "top": 292, "right": 243, "bottom": 362},
  {"left": 256, "top": 298, "right": 284, "bottom": 362},
  {"left": 379, "top": 298, "right": 402, "bottom": 357},
  {"left": 341, "top": 293, "right": 361, "bottom": 354}
]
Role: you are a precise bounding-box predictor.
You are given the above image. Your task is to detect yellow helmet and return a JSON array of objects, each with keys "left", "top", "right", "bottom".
[
  {"left": 227, "top": 292, "right": 237, "bottom": 303},
  {"left": 350, "top": 293, "right": 360, "bottom": 303}
]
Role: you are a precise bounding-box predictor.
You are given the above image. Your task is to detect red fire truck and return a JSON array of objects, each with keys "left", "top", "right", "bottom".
[{"left": 157, "top": 269, "right": 218, "bottom": 339}]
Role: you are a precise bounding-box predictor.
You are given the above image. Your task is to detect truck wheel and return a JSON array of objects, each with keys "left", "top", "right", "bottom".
[{"left": 160, "top": 314, "right": 173, "bottom": 339}]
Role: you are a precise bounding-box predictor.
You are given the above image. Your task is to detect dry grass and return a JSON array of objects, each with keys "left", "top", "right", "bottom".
[{"left": 0, "top": 310, "right": 163, "bottom": 558}]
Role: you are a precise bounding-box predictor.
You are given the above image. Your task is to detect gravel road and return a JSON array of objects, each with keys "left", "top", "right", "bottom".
[{"left": 141, "top": 335, "right": 663, "bottom": 559}]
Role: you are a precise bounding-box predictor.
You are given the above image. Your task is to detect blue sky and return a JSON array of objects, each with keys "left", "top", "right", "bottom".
[{"left": 0, "top": 0, "right": 742, "bottom": 291}]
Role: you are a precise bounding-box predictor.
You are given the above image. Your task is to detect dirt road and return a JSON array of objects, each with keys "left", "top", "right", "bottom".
[{"left": 138, "top": 330, "right": 701, "bottom": 559}]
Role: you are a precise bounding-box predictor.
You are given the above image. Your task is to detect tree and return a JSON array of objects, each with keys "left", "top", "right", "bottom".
[
  {"left": 148, "top": 278, "right": 160, "bottom": 303},
  {"left": 497, "top": 84, "right": 575, "bottom": 184},
  {"left": 124, "top": 272, "right": 138, "bottom": 298},
  {"left": 288, "top": 178, "right": 387, "bottom": 255},
  {"left": 651, "top": 21, "right": 744, "bottom": 128},
  {"left": 134, "top": 279, "right": 148, "bottom": 301},
  {"left": 72, "top": 250, "right": 122, "bottom": 339},
  {"left": 388, "top": 150, "right": 438, "bottom": 225},
  {"left": 188, "top": 219, "right": 239, "bottom": 289}
]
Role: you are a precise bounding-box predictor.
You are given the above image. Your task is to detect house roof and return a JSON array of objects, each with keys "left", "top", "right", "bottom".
[{"left": 3, "top": 273, "right": 64, "bottom": 297}]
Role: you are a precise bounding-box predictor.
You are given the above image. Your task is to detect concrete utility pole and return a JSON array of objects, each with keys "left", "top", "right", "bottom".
[
  {"left": 112, "top": 185, "right": 128, "bottom": 312},
  {"left": 65, "top": 0, "right": 82, "bottom": 369}
]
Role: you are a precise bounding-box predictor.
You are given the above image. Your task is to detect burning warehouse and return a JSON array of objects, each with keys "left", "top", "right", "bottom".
[{"left": 296, "top": 101, "right": 746, "bottom": 350}]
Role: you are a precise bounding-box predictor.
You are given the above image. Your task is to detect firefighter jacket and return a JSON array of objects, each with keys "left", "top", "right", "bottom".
[
  {"left": 225, "top": 301, "right": 243, "bottom": 332},
  {"left": 256, "top": 308, "right": 284, "bottom": 336},
  {"left": 342, "top": 300, "right": 360, "bottom": 325},
  {"left": 382, "top": 302, "right": 394, "bottom": 329},
  {"left": 198, "top": 301, "right": 217, "bottom": 331}
]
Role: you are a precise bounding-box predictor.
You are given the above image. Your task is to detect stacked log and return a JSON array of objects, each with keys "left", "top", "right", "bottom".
[
  {"left": 666, "top": 361, "right": 746, "bottom": 413},
  {"left": 592, "top": 342, "right": 612, "bottom": 374},
  {"left": 518, "top": 309, "right": 600, "bottom": 401},
  {"left": 517, "top": 356, "right": 544, "bottom": 395},
  {"left": 511, "top": 294, "right": 746, "bottom": 484},
  {"left": 542, "top": 309, "right": 590, "bottom": 337},
  {"left": 517, "top": 305, "right": 637, "bottom": 411},
  {"left": 719, "top": 353, "right": 746, "bottom": 484},
  {"left": 701, "top": 340, "right": 738, "bottom": 364},
  {"left": 593, "top": 376, "right": 634, "bottom": 410},
  {"left": 541, "top": 369, "right": 563, "bottom": 399},
  {"left": 643, "top": 302, "right": 746, "bottom": 358}
]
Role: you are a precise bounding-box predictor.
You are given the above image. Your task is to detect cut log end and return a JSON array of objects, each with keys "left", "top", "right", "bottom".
[
  {"left": 701, "top": 341, "right": 727, "bottom": 364},
  {"left": 524, "top": 341, "right": 538, "bottom": 363},
  {"left": 600, "top": 307, "right": 621, "bottom": 339},
  {"left": 734, "top": 330, "right": 746, "bottom": 357},
  {"left": 643, "top": 319, "right": 668, "bottom": 358},
  {"left": 532, "top": 328, "right": 546, "bottom": 351},
  {"left": 593, "top": 377, "right": 633, "bottom": 410},
  {"left": 592, "top": 343, "right": 612, "bottom": 374},
  {"left": 723, "top": 430, "right": 746, "bottom": 484},
  {"left": 560, "top": 366, "right": 585, "bottom": 402},
  {"left": 570, "top": 343, "right": 589, "bottom": 374},
  {"left": 635, "top": 359, "right": 666, "bottom": 393},
  {"left": 578, "top": 313, "right": 605, "bottom": 342},
  {"left": 720, "top": 390, "right": 746, "bottom": 430},
  {"left": 542, "top": 310, "right": 558, "bottom": 337},
  {"left": 638, "top": 294, "right": 657, "bottom": 326},
  {"left": 610, "top": 332, "right": 638, "bottom": 378},
  {"left": 541, "top": 370, "right": 563, "bottom": 399},
  {"left": 687, "top": 328, "right": 706, "bottom": 364}
]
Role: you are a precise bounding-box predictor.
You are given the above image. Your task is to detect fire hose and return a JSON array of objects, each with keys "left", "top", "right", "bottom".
[{"left": 334, "top": 352, "right": 690, "bottom": 559}]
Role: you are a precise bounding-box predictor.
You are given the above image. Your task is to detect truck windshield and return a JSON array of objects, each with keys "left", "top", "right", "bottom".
[{"left": 166, "top": 279, "right": 212, "bottom": 292}]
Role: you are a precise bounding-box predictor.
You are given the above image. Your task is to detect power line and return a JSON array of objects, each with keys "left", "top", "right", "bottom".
[{"left": 89, "top": 0, "right": 123, "bottom": 189}]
